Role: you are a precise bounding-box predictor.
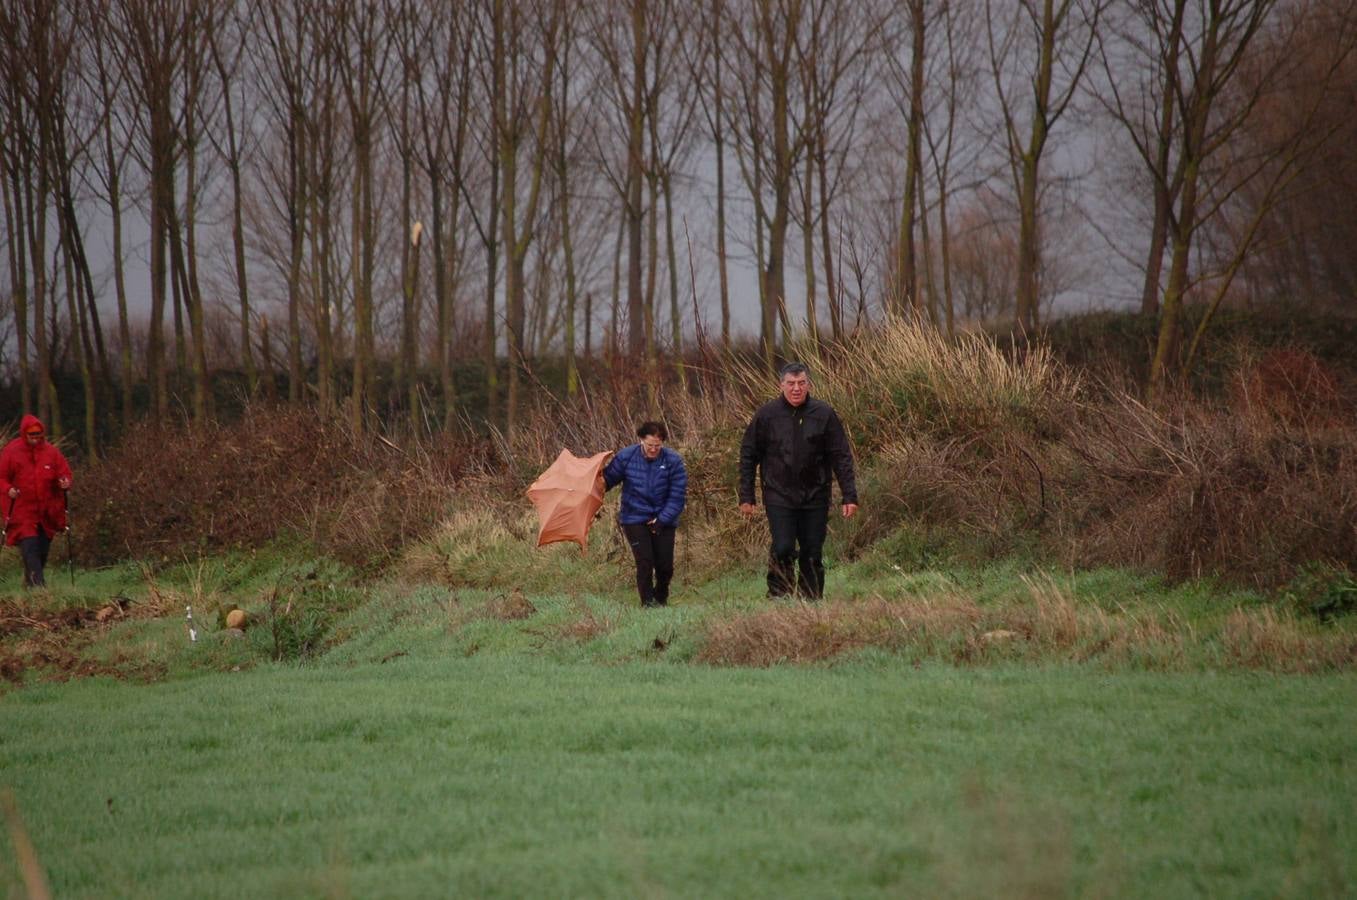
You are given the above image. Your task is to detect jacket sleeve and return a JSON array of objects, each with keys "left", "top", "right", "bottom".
[
  {"left": 659, "top": 454, "right": 688, "bottom": 526},
  {"left": 603, "top": 447, "right": 628, "bottom": 490},
  {"left": 738, "top": 412, "right": 760, "bottom": 505},
  {"left": 54, "top": 449, "right": 72, "bottom": 486},
  {"left": 826, "top": 410, "right": 858, "bottom": 504},
  {"left": 0, "top": 445, "right": 13, "bottom": 498}
]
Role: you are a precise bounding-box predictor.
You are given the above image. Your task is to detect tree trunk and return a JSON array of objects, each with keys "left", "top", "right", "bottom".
[
  {"left": 816, "top": 127, "right": 841, "bottom": 341},
  {"left": 286, "top": 115, "right": 307, "bottom": 405},
  {"left": 3, "top": 139, "right": 32, "bottom": 413},
  {"left": 663, "top": 166, "right": 685, "bottom": 390},
  {"left": 712, "top": 0, "right": 731, "bottom": 351},
  {"left": 800, "top": 118, "right": 818, "bottom": 345},
  {"left": 896, "top": 0, "right": 925, "bottom": 317},
  {"left": 626, "top": 0, "right": 646, "bottom": 359}
]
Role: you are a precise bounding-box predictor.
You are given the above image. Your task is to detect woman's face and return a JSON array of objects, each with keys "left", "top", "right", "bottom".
[{"left": 640, "top": 435, "right": 663, "bottom": 460}]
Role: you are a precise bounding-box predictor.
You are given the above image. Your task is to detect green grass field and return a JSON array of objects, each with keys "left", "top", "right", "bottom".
[
  {"left": 4, "top": 653, "right": 1356, "bottom": 897},
  {"left": 3, "top": 551, "right": 1356, "bottom": 897}
]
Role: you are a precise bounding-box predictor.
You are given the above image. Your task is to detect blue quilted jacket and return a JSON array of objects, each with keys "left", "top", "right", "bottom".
[{"left": 603, "top": 444, "right": 688, "bottom": 526}]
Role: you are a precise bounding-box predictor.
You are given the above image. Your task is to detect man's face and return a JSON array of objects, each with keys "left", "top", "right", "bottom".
[
  {"left": 24, "top": 431, "right": 41, "bottom": 447},
  {"left": 640, "top": 435, "right": 664, "bottom": 460},
  {"left": 779, "top": 372, "right": 810, "bottom": 407}
]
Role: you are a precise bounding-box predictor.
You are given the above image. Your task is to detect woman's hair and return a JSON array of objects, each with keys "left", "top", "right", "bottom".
[{"left": 636, "top": 420, "right": 668, "bottom": 441}]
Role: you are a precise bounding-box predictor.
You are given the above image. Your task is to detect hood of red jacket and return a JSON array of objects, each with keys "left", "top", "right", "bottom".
[{"left": 19, "top": 414, "right": 43, "bottom": 437}]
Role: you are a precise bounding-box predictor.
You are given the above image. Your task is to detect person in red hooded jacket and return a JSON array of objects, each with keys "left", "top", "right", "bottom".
[{"left": 0, "top": 415, "right": 73, "bottom": 588}]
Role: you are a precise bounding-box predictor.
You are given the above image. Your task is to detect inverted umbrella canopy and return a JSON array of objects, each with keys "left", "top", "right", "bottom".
[{"left": 525, "top": 449, "right": 613, "bottom": 552}]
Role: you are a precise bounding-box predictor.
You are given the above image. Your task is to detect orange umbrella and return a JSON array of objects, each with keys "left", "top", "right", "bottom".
[{"left": 525, "top": 449, "right": 613, "bottom": 552}]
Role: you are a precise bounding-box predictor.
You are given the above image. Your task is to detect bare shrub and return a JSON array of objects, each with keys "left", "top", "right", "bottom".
[
  {"left": 77, "top": 404, "right": 488, "bottom": 566},
  {"left": 1062, "top": 392, "right": 1357, "bottom": 585},
  {"left": 1230, "top": 347, "right": 1348, "bottom": 428}
]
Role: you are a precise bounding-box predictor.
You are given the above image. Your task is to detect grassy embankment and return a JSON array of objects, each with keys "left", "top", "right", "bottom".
[{"left": 3, "top": 546, "right": 1356, "bottom": 897}]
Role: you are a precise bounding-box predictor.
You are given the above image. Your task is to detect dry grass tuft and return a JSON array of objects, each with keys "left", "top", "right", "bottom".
[
  {"left": 808, "top": 317, "right": 1080, "bottom": 445},
  {"left": 1219, "top": 607, "right": 1357, "bottom": 673},
  {"left": 400, "top": 507, "right": 520, "bottom": 585},
  {"left": 696, "top": 579, "right": 1349, "bottom": 671},
  {"left": 1005, "top": 573, "right": 1083, "bottom": 648},
  {"left": 482, "top": 588, "right": 537, "bottom": 621},
  {"left": 556, "top": 600, "right": 615, "bottom": 641},
  {"left": 697, "top": 596, "right": 984, "bottom": 667}
]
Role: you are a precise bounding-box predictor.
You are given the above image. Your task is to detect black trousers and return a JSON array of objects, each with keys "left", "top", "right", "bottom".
[
  {"left": 622, "top": 523, "right": 675, "bottom": 607},
  {"left": 765, "top": 505, "right": 829, "bottom": 599},
  {"left": 18, "top": 531, "right": 52, "bottom": 589}
]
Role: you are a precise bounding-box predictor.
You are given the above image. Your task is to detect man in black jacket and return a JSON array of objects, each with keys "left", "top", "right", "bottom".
[{"left": 739, "top": 362, "right": 858, "bottom": 599}]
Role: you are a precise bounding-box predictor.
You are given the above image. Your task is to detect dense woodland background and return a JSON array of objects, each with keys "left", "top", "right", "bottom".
[{"left": 1, "top": 0, "right": 1354, "bottom": 457}]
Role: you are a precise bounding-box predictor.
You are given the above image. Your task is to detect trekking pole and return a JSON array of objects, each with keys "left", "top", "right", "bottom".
[
  {"left": 63, "top": 490, "right": 74, "bottom": 586},
  {"left": 2, "top": 493, "right": 14, "bottom": 544}
]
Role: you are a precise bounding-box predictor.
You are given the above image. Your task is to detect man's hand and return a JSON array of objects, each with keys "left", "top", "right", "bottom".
[
  {"left": 841, "top": 503, "right": 858, "bottom": 519},
  {"left": 739, "top": 502, "right": 756, "bottom": 519},
  {"left": 58, "top": 477, "right": 71, "bottom": 491},
  {"left": 6, "top": 488, "right": 17, "bottom": 499}
]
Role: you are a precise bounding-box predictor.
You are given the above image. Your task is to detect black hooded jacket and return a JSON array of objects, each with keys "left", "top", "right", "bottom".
[{"left": 738, "top": 395, "right": 858, "bottom": 510}]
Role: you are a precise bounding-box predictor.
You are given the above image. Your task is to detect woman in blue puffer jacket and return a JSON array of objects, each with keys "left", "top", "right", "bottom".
[{"left": 602, "top": 421, "right": 688, "bottom": 608}]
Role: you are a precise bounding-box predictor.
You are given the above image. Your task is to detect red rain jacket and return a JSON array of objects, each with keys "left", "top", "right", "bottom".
[{"left": 0, "top": 415, "right": 73, "bottom": 544}]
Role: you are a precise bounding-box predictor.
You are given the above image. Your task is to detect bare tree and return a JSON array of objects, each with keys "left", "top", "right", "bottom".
[
  {"left": 493, "top": 0, "right": 559, "bottom": 436},
  {"left": 406, "top": 0, "right": 476, "bottom": 429},
  {"left": 333, "top": 0, "right": 393, "bottom": 431},
  {"left": 205, "top": 3, "right": 257, "bottom": 395},
  {"left": 0, "top": 0, "right": 79, "bottom": 426},
  {"left": 253, "top": 0, "right": 314, "bottom": 403},
  {"left": 1172, "top": 2, "right": 1355, "bottom": 385},
  {"left": 1122, "top": 0, "right": 1279, "bottom": 394},
  {"left": 585, "top": 0, "right": 663, "bottom": 361},
  {"left": 549, "top": 0, "right": 584, "bottom": 396},
  {"left": 986, "top": 0, "right": 1104, "bottom": 334},
  {"left": 110, "top": 0, "right": 201, "bottom": 421},
  {"left": 921, "top": 0, "right": 989, "bottom": 338},
  {"left": 801, "top": 0, "right": 884, "bottom": 341},
  {"left": 724, "top": 0, "right": 810, "bottom": 368},
  {"left": 1233, "top": 1, "right": 1357, "bottom": 313},
  {"left": 689, "top": 0, "right": 733, "bottom": 351},
  {"left": 84, "top": 3, "right": 139, "bottom": 427}
]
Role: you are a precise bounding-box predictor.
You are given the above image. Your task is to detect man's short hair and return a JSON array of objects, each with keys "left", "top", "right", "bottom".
[
  {"left": 778, "top": 362, "right": 810, "bottom": 381},
  {"left": 637, "top": 420, "right": 668, "bottom": 441}
]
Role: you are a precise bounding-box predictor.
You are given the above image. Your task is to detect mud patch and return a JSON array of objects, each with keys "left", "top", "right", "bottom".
[{"left": 0, "top": 598, "right": 163, "bottom": 686}]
